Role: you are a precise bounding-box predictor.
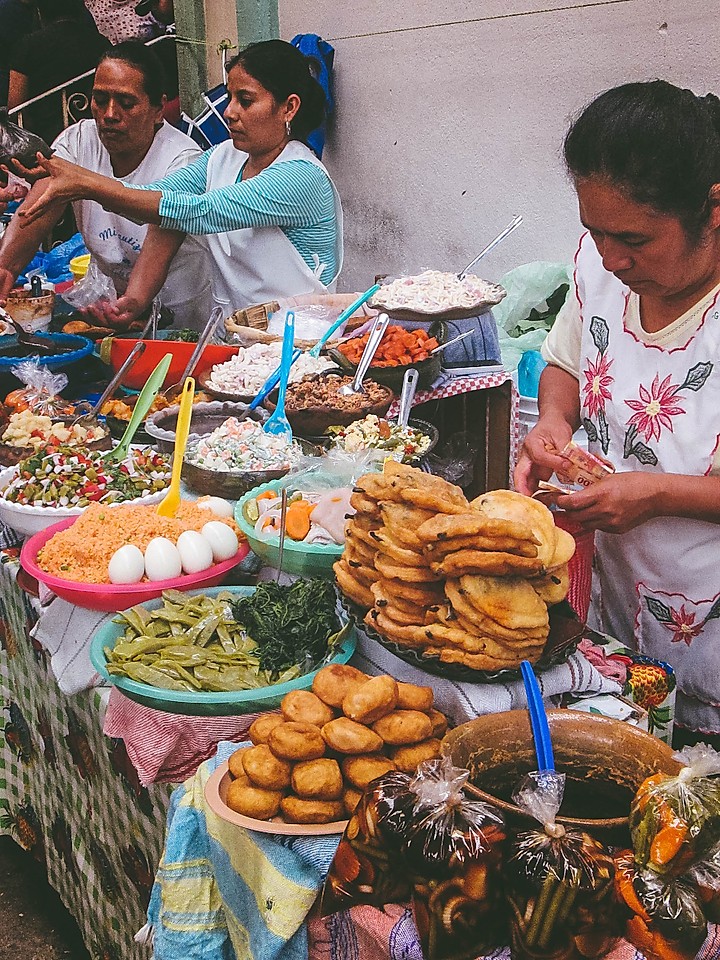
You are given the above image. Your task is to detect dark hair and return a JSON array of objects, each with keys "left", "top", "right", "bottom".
[
  {"left": 37, "top": 0, "right": 87, "bottom": 18},
  {"left": 564, "top": 80, "right": 720, "bottom": 238},
  {"left": 96, "top": 42, "right": 167, "bottom": 106},
  {"left": 226, "top": 40, "right": 325, "bottom": 142}
]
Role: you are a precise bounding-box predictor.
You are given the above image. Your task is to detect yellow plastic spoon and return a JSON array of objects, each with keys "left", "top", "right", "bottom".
[{"left": 157, "top": 376, "right": 195, "bottom": 518}]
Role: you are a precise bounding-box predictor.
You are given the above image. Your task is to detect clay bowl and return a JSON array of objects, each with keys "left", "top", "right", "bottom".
[
  {"left": 443, "top": 708, "right": 681, "bottom": 844},
  {"left": 144, "top": 400, "right": 268, "bottom": 454},
  {"left": 265, "top": 372, "right": 394, "bottom": 438}
]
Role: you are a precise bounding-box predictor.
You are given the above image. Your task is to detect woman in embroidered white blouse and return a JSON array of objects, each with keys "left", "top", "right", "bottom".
[{"left": 515, "top": 80, "right": 720, "bottom": 745}]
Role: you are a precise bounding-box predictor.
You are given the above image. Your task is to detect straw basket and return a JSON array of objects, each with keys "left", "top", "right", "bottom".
[{"left": 555, "top": 511, "right": 595, "bottom": 621}]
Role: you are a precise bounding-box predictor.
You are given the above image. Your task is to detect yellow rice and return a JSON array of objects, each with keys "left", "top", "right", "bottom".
[{"left": 37, "top": 501, "right": 241, "bottom": 583}]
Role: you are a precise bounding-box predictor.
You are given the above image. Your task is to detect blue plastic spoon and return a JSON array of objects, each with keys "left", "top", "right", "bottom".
[
  {"left": 521, "top": 659, "right": 555, "bottom": 772},
  {"left": 262, "top": 311, "right": 295, "bottom": 443}
]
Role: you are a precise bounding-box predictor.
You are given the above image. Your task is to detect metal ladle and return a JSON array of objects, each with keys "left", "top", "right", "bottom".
[{"left": 339, "top": 312, "right": 391, "bottom": 396}]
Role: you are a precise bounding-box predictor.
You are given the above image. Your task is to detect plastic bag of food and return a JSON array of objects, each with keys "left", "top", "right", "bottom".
[
  {"left": 687, "top": 840, "right": 720, "bottom": 921},
  {"left": 0, "top": 109, "right": 52, "bottom": 170},
  {"left": 507, "top": 771, "right": 617, "bottom": 959},
  {"left": 614, "top": 849, "right": 708, "bottom": 960},
  {"left": 61, "top": 259, "right": 116, "bottom": 311},
  {"left": 629, "top": 744, "right": 720, "bottom": 876},
  {"left": 6, "top": 360, "right": 73, "bottom": 416},
  {"left": 321, "top": 756, "right": 508, "bottom": 959}
]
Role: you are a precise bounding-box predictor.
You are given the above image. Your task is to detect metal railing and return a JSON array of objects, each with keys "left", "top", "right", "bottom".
[{"left": 7, "top": 34, "right": 175, "bottom": 131}]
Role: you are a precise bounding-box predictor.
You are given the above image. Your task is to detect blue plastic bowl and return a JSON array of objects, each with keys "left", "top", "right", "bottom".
[
  {"left": 90, "top": 586, "right": 357, "bottom": 716},
  {"left": 235, "top": 479, "right": 344, "bottom": 578},
  {"left": 0, "top": 333, "right": 93, "bottom": 370}
]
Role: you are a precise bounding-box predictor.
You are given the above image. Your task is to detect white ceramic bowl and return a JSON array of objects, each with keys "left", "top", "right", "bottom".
[{"left": 0, "top": 465, "right": 167, "bottom": 537}]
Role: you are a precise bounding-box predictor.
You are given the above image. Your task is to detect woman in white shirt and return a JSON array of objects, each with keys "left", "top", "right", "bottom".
[{"left": 515, "top": 80, "right": 720, "bottom": 746}]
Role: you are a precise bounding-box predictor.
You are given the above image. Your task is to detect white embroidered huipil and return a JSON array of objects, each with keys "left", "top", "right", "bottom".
[
  {"left": 204, "top": 140, "right": 343, "bottom": 312},
  {"left": 576, "top": 232, "right": 720, "bottom": 734}
]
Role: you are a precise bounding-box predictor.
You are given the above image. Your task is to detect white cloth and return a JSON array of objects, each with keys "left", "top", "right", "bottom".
[
  {"left": 53, "top": 119, "right": 213, "bottom": 329},
  {"left": 31, "top": 595, "right": 106, "bottom": 695},
  {"left": 576, "top": 232, "right": 720, "bottom": 734},
  {"left": 205, "top": 139, "right": 343, "bottom": 311},
  {"left": 352, "top": 630, "right": 621, "bottom": 728}
]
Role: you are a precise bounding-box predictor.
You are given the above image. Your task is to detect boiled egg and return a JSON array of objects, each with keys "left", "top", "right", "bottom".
[
  {"left": 177, "top": 530, "right": 214, "bottom": 574},
  {"left": 108, "top": 544, "right": 145, "bottom": 584},
  {"left": 196, "top": 496, "right": 234, "bottom": 518},
  {"left": 144, "top": 537, "right": 182, "bottom": 581},
  {"left": 201, "top": 521, "right": 239, "bottom": 562}
]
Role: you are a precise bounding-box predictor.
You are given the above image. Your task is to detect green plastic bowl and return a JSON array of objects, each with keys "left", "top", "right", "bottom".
[
  {"left": 90, "top": 586, "right": 356, "bottom": 716},
  {"left": 235, "top": 479, "right": 344, "bottom": 578}
]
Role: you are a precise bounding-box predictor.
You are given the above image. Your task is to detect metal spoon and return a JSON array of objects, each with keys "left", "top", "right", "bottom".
[
  {"left": 339, "top": 312, "right": 391, "bottom": 396},
  {"left": 396, "top": 367, "right": 419, "bottom": 428},
  {"left": 161, "top": 305, "right": 223, "bottom": 399},
  {"left": 458, "top": 214, "right": 523, "bottom": 280},
  {"left": 70, "top": 340, "right": 146, "bottom": 428}
]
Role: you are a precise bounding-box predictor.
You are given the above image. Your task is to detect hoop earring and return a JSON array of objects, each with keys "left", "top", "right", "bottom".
[{"left": 285, "top": 119, "right": 292, "bottom": 136}]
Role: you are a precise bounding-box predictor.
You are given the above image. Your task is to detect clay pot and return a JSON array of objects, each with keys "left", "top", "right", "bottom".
[{"left": 443, "top": 709, "right": 681, "bottom": 845}]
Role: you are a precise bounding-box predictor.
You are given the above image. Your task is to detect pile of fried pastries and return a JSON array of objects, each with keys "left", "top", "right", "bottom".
[
  {"left": 223, "top": 664, "right": 449, "bottom": 824},
  {"left": 334, "top": 461, "right": 576, "bottom": 672}
]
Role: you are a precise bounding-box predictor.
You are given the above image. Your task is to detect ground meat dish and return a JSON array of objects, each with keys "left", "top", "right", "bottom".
[{"left": 287, "top": 376, "right": 389, "bottom": 412}]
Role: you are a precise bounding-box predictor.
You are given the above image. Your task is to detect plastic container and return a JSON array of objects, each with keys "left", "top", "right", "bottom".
[
  {"left": 20, "top": 516, "right": 250, "bottom": 612},
  {"left": 89, "top": 585, "right": 357, "bottom": 716},
  {"left": 69, "top": 254, "right": 91, "bottom": 281},
  {"left": 4, "top": 288, "right": 55, "bottom": 334},
  {"left": 101, "top": 335, "right": 239, "bottom": 391},
  {"left": 0, "top": 333, "right": 93, "bottom": 371},
  {"left": 235, "top": 479, "right": 344, "bottom": 578}
]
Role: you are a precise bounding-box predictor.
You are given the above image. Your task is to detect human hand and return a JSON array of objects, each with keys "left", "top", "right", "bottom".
[
  {"left": 0, "top": 267, "right": 17, "bottom": 304},
  {"left": 0, "top": 182, "right": 28, "bottom": 213},
  {"left": 1, "top": 156, "right": 47, "bottom": 184},
  {"left": 556, "top": 471, "right": 662, "bottom": 534},
  {"left": 101, "top": 296, "right": 145, "bottom": 329},
  {"left": 16, "top": 155, "right": 93, "bottom": 225},
  {"left": 513, "top": 414, "right": 574, "bottom": 495}
]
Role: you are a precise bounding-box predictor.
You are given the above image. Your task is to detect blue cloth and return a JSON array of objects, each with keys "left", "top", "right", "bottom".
[
  {"left": 148, "top": 741, "right": 340, "bottom": 960},
  {"left": 290, "top": 34, "right": 335, "bottom": 158}
]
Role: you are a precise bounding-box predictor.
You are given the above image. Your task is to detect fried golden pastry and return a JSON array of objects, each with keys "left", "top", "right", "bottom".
[
  {"left": 530, "top": 564, "right": 570, "bottom": 604},
  {"left": 430, "top": 549, "right": 544, "bottom": 578},
  {"left": 396, "top": 682, "right": 434, "bottom": 712},
  {"left": 321, "top": 717, "right": 384, "bottom": 754},
  {"left": 458, "top": 574, "right": 550, "bottom": 629},
  {"left": 225, "top": 781, "right": 283, "bottom": 820},
  {"left": 346, "top": 521, "right": 381, "bottom": 551},
  {"left": 241, "top": 744, "right": 293, "bottom": 790},
  {"left": 342, "top": 556, "right": 378, "bottom": 586},
  {"left": 312, "top": 663, "right": 368, "bottom": 708},
  {"left": 280, "top": 795, "right": 346, "bottom": 824},
  {"left": 426, "top": 708, "right": 449, "bottom": 738},
  {"left": 344, "top": 537, "right": 377, "bottom": 566},
  {"left": 423, "top": 622, "right": 531, "bottom": 658},
  {"left": 366, "top": 609, "right": 431, "bottom": 649},
  {"left": 228, "top": 747, "right": 251, "bottom": 781},
  {"left": 445, "top": 580, "right": 548, "bottom": 642},
  {"left": 334, "top": 560, "right": 375, "bottom": 608},
  {"left": 268, "top": 721, "right": 326, "bottom": 761},
  {"left": 343, "top": 675, "right": 398, "bottom": 724},
  {"left": 390, "top": 738, "right": 443, "bottom": 774},
  {"left": 291, "top": 758, "right": 343, "bottom": 800},
  {"left": 380, "top": 502, "right": 433, "bottom": 543},
  {"left": 400, "top": 486, "right": 468, "bottom": 514},
  {"left": 372, "top": 710, "right": 433, "bottom": 745},
  {"left": 281, "top": 690, "right": 334, "bottom": 728},
  {"left": 472, "top": 490, "right": 558, "bottom": 567},
  {"left": 416, "top": 512, "right": 539, "bottom": 546},
  {"left": 374, "top": 554, "right": 437, "bottom": 583},
  {"left": 341, "top": 754, "right": 397, "bottom": 790},
  {"left": 343, "top": 787, "right": 363, "bottom": 815},
  {"left": 248, "top": 714, "right": 285, "bottom": 745},
  {"left": 349, "top": 492, "right": 382, "bottom": 517},
  {"left": 369, "top": 529, "right": 428, "bottom": 567},
  {"left": 549, "top": 528, "right": 576, "bottom": 568},
  {"left": 423, "top": 534, "right": 539, "bottom": 558},
  {"left": 380, "top": 578, "right": 445, "bottom": 606},
  {"left": 353, "top": 474, "right": 403, "bottom": 502},
  {"left": 371, "top": 581, "right": 420, "bottom": 618}
]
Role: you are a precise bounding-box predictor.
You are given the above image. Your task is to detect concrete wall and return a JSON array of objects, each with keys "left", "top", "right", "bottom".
[{"left": 278, "top": 1, "right": 718, "bottom": 291}]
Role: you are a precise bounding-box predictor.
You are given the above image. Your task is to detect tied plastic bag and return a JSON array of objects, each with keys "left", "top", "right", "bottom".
[
  {"left": 687, "top": 841, "right": 720, "bottom": 921},
  {"left": 321, "top": 756, "right": 508, "bottom": 959},
  {"left": 0, "top": 109, "right": 52, "bottom": 170},
  {"left": 507, "top": 771, "right": 617, "bottom": 959},
  {"left": 492, "top": 262, "right": 571, "bottom": 372},
  {"left": 629, "top": 744, "right": 720, "bottom": 876},
  {"left": 614, "top": 849, "right": 708, "bottom": 959},
  {"left": 6, "top": 360, "right": 73, "bottom": 417},
  {"left": 61, "top": 259, "right": 116, "bottom": 312}
]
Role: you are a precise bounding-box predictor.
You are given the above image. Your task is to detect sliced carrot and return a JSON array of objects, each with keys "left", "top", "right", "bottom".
[{"left": 650, "top": 823, "right": 689, "bottom": 866}]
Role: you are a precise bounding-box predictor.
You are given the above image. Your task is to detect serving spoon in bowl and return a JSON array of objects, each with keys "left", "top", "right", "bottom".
[
  {"left": 262, "top": 311, "right": 295, "bottom": 444},
  {"left": 339, "top": 312, "right": 391, "bottom": 397}
]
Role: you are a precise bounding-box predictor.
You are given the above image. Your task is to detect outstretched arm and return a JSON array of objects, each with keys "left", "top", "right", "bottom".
[
  {"left": 105, "top": 226, "right": 185, "bottom": 326},
  {"left": 0, "top": 178, "right": 65, "bottom": 301}
]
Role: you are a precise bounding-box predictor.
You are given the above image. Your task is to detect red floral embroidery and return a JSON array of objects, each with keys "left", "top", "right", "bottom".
[
  {"left": 667, "top": 604, "right": 703, "bottom": 646},
  {"left": 625, "top": 373, "right": 685, "bottom": 443},
  {"left": 582, "top": 352, "right": 614, "bottom": 418}
]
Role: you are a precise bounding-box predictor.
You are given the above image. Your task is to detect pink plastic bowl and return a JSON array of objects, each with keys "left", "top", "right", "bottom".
[{"left": 20, "top": 516, "right": 250, "bottom": 612}]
